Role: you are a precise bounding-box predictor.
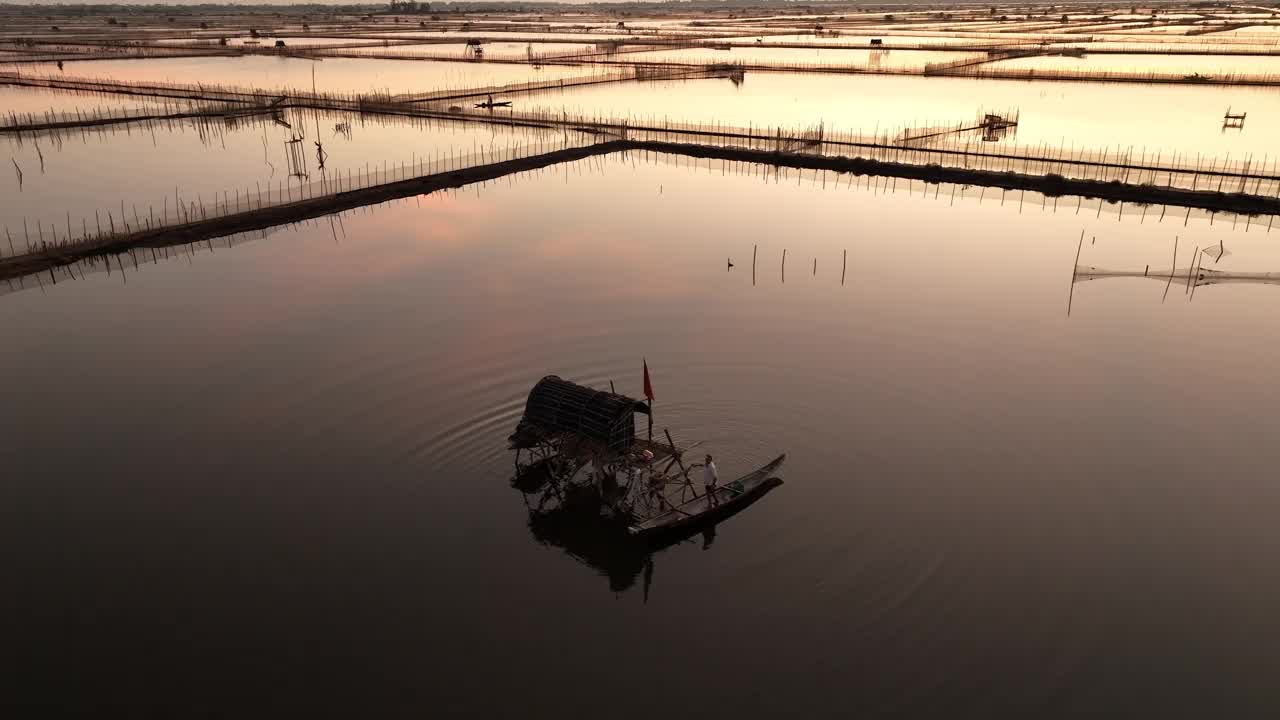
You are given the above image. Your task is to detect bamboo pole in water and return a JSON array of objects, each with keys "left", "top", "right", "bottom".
[{"left": 1163, "top": 236, "right": 1179, "bottom": 302}]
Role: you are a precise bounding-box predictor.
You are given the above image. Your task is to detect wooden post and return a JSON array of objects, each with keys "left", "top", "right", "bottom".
[
  {"left": 1162, "top": 236, "right": 1179, "bottom": 302},
  {"left": 1185, "top": 247, "right": 1199, "bottom": 293},
  {"left": 1189, "top": 249, "right": 1205, "bottom": 302},
  {"left": 1067, "top": 230, "right": 1084, "bottom": 317}
]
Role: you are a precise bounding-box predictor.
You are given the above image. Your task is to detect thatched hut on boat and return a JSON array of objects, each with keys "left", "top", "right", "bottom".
[{"left": 509, "top": 375, "right": 650, "bottom": 456}]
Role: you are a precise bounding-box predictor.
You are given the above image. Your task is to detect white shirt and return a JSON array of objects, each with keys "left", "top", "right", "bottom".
[{"left": 703, "top": 461, "right": 719, "bottom": 486}]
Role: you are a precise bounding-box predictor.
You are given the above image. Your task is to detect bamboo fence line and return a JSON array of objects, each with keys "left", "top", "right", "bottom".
[
  {"left": 1, "top": 41, "right": 218, "bottom": 52},
  {"left": 329, "top": 100, "right": 1280, "bottom": 194},
  {"left": 268, "top": 44, "right": 1280, "bottom": 86},
  {"left": 294, "top": 46, "right": 578, "bottom": 64},
  {"left": 921, "top": 48, "right": 1044, "bottom": 74},
  {"left": 573, "top": 113, "right": 1280, "bottom": 194},
  {"left": 1, "top": 67, "right": 708, "bottom": 109},
  {"left": 1, "top": 99, "right": 569, "bottom": 146},
  {"left": 929, "top": 63, "right": 1280, "bottom": 83},
  {"left": 291, "top": 42, "right": 702, "bottom": 64},
  {"left": 394, "top": 65, "right": 722, "bottom": 102},
  {"left": 274, "top": 27, "right": 765, "bottom": 42},
  {"left": 12, "top": 28, "right": 1280, "bottom": 71},
  {"left": 19, "top": 21, "right": 1271, "bottom": 61},
  {"left": 0, "top": 43, "right": 239, "bottom": 63},
  {"left": 994, "top": 40, "right": 1280, "bottom": 54},
  {"left": 0, "top": 71, "right": 296, "bottom": 105},
  {"left": 561, "top": 56, "right": 1280, "bottom": 85},
  {"left": 0, "top": 135, "right": 597, "bottom": 261},
  {"left": 734, "top": 27, "right": 1280, "bottom": 47},
  {"left": 7, "top": 68, "right": 1280, "bottom": 196},
  {"left": 0, "top": 98, "right": 248, "bottom": 133},
  {"left": 524, "top": 37, "right": 1280, "bottom": 56},
  {"left": 0, "top": 66, "right": 723, "bottom": 131},
  {"left": 7, "top": 65, "right": 1280, "bottom": 262},
  {"left": 7, "top": 108, "right": 1280, "bottom": 263}
]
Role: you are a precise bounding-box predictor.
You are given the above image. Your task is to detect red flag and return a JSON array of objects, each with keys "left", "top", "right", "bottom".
[{"left": 643, "top": 359, "right": 654, "bottom": 402}]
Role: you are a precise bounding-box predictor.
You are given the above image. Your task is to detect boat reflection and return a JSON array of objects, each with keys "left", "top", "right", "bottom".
[{"left": 511, "top": 456, "right": 782, "bottom": 598}]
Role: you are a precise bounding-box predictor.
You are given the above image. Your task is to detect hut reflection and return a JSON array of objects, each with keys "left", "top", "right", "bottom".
[{"left": 513, "top": 457, "right": 651, "bottom": 595}]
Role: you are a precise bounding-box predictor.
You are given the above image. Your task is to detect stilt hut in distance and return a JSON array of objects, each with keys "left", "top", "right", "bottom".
[{"left": 510, "top": 376, "right": 650, "bottom": 458}]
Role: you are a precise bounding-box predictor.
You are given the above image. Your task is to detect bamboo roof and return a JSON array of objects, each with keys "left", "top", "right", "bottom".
[{"left": 510, "top": 375, "right": 649, "bottom": 454}]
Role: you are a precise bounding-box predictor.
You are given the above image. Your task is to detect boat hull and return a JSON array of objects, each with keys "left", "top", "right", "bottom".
[{"left": 627, "top": 454, "right": 786, "bottom": 540}]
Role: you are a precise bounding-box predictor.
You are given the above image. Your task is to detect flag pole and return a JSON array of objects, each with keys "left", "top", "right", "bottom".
[{"left": 644, "top": 357, "right": 654, "bottom": 443}]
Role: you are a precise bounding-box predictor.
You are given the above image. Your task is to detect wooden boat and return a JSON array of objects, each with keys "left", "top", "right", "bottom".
[
  {"left": 628, "top": 454, "right": 786, "bottom": 538},
  {"left": 510, "top": 376, "right": 786, "bottom": 546},
  {"left": 474, "top": 100, "right": 513, "bottom": 109}
]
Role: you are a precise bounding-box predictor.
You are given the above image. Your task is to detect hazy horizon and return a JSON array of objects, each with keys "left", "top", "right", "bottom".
[{"left": 0, "top": 0, "right": 1025, "bottom": 7}]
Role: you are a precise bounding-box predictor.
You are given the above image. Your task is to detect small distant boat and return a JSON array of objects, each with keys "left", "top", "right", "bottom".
[
  {"left": 474, "top": 99, "right": 512, "bottom": 109},
  {"left": 628, "top": 454, "right": 786, "bottom": 538}
]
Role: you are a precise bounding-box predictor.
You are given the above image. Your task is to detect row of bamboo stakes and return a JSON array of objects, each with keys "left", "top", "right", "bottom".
[
  {"left": 5, "top": 88, "right": 1280, "bottom": 260},
  {"left": 746, "top": 244, "right": 849, "bottom": 286},
  {"left": 7, "top": 67, "right": 1280, "bottom": 198},
  {"left": 5, "top": 148, "right": 1265, "bottom": 296},
  {"left": 2, "top": 136, "right": 590, "bottom": 258},
  {"left": 10, "top": 142, "right": 1273, "bottom": 276},
  {"left": 13, "top": 19, "right": 1280, "bottom": 83}
]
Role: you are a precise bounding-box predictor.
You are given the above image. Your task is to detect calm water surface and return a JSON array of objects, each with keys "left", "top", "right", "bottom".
[
  {"left": 0, "top": 96, "right": 562, "bottom": 239},
  {"left": 4, "top": 153, "right": 1280, "bottom": 717},
  {"left": 519, "top": 71, "right": 1280, "bottom": 162}
]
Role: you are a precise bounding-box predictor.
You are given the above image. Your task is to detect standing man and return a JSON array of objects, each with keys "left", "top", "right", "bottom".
[{"left": 703, "top": 454, "right": 719, "bottom": 506}]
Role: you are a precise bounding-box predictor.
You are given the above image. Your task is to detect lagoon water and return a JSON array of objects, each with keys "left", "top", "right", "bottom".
[{"left": 5, "top": 150, "right": 1280, "bottom": 716}]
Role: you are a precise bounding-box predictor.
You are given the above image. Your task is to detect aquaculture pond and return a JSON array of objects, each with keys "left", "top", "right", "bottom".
[
  {"left": 0, "top": 95, "right": 563, "bottom": 243},
  {"left": 988, "top": 51, "right": 1280, "bottom": 77},
  {"left": 613, "top": 45, "right": 984, "bottom": 69},
  {"left": 516, "top": 70, "right": 1280, "bottom": 162},
  {"left": 6, "top": 149, "right": 1280, "bottom": 717},
  {"left": 47, "top": 54, "right": 588, "bottom": 95}
]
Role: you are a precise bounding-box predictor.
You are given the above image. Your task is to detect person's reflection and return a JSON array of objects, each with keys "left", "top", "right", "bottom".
[{"left": 701, "top": 524, "right": 717, "bottom": 550}]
